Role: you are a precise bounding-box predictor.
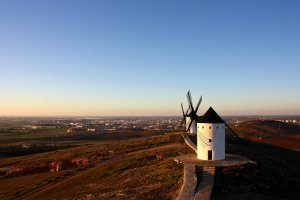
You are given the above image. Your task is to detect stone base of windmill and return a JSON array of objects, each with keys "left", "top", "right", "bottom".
[{"left": 175, "top": 153, "right": 251, "bottom": 167}]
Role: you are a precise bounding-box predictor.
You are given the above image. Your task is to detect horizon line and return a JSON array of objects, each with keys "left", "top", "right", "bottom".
[{"left": 1, "top": 114, "right": 300, "bottom": 118}]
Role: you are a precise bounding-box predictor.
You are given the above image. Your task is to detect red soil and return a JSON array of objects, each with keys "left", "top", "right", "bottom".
[{"left": 251, "top": 134, "right": 300, "bottom": 151}]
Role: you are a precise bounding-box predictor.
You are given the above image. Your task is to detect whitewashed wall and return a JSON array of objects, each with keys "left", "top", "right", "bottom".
[{"left": 197, "top": 123, "right": 225, "bottom": 160}]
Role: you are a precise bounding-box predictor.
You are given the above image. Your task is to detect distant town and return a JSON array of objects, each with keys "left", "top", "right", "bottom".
[{"left": 1, "top": 115, "right": 299, "bottom": 134}]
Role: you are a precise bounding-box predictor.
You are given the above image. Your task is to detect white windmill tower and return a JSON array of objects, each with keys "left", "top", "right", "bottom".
[{"left": 197, "top": 107, "right": 225, "bottom": 160}]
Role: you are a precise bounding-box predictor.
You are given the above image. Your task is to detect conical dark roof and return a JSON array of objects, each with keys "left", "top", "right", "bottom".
[{"left": 198, "top": 107, "right": 224, "bottom": 123}]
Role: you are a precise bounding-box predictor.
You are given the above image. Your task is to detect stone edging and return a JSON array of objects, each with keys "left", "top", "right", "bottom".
[{"left": 177, "top": 164, "right": 197, "bottom": 200}]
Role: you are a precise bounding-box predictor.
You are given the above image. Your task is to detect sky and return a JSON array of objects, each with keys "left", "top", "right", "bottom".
[{"left": 0, "top": 0, "right": 299, "bottom": 116}]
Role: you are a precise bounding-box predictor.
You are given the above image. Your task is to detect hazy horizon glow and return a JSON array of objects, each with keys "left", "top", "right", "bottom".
[{"left": 0, "top": 0, "right": 299, "bottom": 116}]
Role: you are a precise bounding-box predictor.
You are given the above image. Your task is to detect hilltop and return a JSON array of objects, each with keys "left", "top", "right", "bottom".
[{"left": 0, "top": 119, "right": 300, "bottom": 199}]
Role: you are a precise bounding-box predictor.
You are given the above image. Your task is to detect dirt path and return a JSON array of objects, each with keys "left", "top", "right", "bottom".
[{"left": 16, "top": 142, "right": 183, "bottom": 200}]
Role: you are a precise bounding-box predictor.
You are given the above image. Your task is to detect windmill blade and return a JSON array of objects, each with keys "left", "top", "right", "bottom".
[
  {"left": 186, "top": 91, "right": 195, "bottom": 112},
  {"left": 186, "top": 119, "right": 193, "bottom": 133},
  {"left": 195, "top": 96, "right": 202, "bottom": 113},
  {"left": 181, "top": 103, "right": 185, "bottom": 115},
  {"left": 185, "top": 105, "right": 190, "bottom": 115}
]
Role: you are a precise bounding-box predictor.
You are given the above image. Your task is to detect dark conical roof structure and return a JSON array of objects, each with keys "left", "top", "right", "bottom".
[{"left": 198, "top": 107, "right": 224, "bottom": 123}]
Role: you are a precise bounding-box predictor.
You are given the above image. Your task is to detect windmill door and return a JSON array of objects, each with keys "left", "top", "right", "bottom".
[{"left": 208, "top": 150, "right": 212, "bottom": 160}]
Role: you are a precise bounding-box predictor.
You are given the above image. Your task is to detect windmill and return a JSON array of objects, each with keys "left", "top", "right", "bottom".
[
  {"left": 184, "top": 90, "right": 202, "bottom": 134},
  {"left": 180, "top": 102, "right": 190, "bottom": 129}
]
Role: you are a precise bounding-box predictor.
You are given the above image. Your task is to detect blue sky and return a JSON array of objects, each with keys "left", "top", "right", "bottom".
[{"left": 0, "top": 0, "right": 299, "bottom": 116}]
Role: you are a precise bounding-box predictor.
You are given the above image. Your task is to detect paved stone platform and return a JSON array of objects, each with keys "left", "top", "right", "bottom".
[{"left": 175, "top": 153, "right": 251, "bottom": 167}]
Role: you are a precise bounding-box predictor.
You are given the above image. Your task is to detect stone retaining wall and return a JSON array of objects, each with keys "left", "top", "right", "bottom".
[{"left": 177, "top": 164, "right": 197, "bottom": 200}]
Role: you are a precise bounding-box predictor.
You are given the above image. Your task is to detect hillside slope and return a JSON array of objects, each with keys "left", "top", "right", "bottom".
[
  {"left": 212, "top": 134, "right": 300, "bottom": 199},
  {"left": 230, "top": 120, "right": 300, "bottom": 138}
]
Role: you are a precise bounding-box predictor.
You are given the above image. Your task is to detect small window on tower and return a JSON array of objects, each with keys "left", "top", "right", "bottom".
[
  {"left": 202, "top": 126, "right": 204, "bottom": 129},
  {"left": 209, "top": 126, "right": 211, "bottom": 129},
  {"left": 216, "top": 126, "right": 219, "bottom": 128},
  {"left": 209, "top": 139, "right": 211, "bottom": 142}
]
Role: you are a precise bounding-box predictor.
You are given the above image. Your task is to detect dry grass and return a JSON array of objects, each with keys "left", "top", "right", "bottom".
[
  {"left": 28, "top": 146, "right": 186, "bottom": 200},
  {"left": 0, "top": 170, "right": 74, "bottom": 200},
  {"left": 0, "top": 133, "right": 192, "bottom": 200},
  {"left": 260, "top": 134, "right": 300, "bottom": 150}
]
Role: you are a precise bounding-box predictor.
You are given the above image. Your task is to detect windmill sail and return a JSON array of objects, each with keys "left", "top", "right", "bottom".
[{"left": 184, "top": 90, "right": 202, "bottom": 133}]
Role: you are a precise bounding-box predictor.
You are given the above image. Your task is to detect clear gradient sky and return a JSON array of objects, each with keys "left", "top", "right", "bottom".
[{"left": 0, "top": 0, "right": 299, "bottom": 116}]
